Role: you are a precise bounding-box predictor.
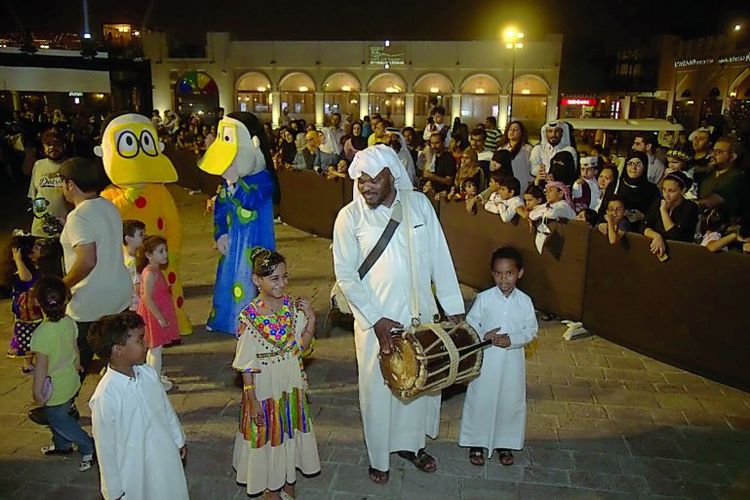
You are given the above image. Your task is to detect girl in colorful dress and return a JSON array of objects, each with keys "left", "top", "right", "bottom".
[
  {"left": 136, "top": 235, "right": 180, "bottom": 391},
  {"left": 232, "top": 248, "right": 320, "bottom": 499},
  {"left": 5, "top": 235, "right": 43, "bottom": 373}
]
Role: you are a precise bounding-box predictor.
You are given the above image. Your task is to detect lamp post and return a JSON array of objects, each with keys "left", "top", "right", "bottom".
[{"left": 503, "top": 28, "right": 524, "bottom": 121}]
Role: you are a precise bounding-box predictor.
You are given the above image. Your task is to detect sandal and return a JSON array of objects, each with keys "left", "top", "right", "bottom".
[
  {"left": 368, "top": 467, "right": 390, "bottom": 484},
  {"left": 469, "top": 447, "right": 485, "bottom": 466},
  {"left": 498, "top": 449, "right": 514, "bottom": 466},
  {"left": 397, "top": 449, "right": 437, "bottom": 473}
]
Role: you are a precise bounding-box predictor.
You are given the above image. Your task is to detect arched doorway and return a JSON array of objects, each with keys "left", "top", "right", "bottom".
[
  {"left": 460, "top": 74, "right": 501, "bottom": 129},
  {"left": 511, "top": 75, "right": 549, "bottom": 136},
  {"left": 413, "top": 73, "right": 453, "bottom": 130},
  {"left": 236, "top": 71, "right": 272, "bottom": 124},
  {"left": 368, "top": 72, "right": 407, "bottom": 127},
  {"left": 279, "top": 72, "right": 316, "bottom": 125},
  {"left": 323, "top": 72, "right": 361, "bottom": 121},
  {"left": 173, "top": 70, "right": 220, "bottom": 118}
]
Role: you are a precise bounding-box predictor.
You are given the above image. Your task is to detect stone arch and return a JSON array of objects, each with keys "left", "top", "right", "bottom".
[
  {"left": 460, "top": 73, "right": 502, "bottom": 94},
  {"left": 511, "top": 74, "right": 550, "bottom": 95},
  {"left": 413, "top": 72, "right": 454, "bottom": 94},
  {"left": 367, "top": 72, "right": 408, "bottom": 93},
  {"left": 278, "top": 71, "right": 317, "bottom": 92}
]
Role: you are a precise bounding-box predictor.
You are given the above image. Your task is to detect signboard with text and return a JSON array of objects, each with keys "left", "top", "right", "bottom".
[{"left": 369, "top": 45, "right": 405, "bottom": 66}]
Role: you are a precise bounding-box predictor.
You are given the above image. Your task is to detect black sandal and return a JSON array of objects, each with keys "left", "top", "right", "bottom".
[
  {"left": 469, "top": 447, "right": 485, "bottom": 466},
  {"left": 368, "top": 467, "right": 389, "bottom": 484},
  {"left": 397, "top": 449, "right": 437, "bottom": 473},
  {"left": 498, "top": 449, "right": 514, "bottom": 466}
]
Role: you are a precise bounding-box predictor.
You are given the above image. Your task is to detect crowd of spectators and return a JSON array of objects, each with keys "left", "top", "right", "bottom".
[{"left": 264, "top": 107, "right": 750, "bottom": 257}]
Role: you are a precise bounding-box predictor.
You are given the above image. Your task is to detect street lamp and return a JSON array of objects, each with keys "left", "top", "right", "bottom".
[{"left": 503, "top": 27, "right": 524, "bottom": 121}]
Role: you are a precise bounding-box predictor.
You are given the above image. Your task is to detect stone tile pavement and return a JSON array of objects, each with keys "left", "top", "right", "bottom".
[{"left": 0, "top": 186, "right": 748, "bottom": 499}]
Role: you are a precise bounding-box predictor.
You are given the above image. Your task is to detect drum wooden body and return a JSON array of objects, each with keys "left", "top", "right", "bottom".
[{"left": 379, "top": 321, "right": 484, "bottom": 400}]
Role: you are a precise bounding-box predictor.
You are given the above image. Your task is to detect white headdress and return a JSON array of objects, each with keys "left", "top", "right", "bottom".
[{"left": 348, "top": 144, "right": 413, "bottom": 202}]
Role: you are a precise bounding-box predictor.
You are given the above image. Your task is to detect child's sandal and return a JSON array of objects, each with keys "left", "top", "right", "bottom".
[
  {"left": 469, "top": 447, "right": 485, "bottom": 466},
  {"left": 498, "top": 449, "right": 514, "bottom": 466}
]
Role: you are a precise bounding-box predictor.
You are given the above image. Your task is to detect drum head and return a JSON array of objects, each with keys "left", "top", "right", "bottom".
[{"left": 379, "top": 337, "right": 419, "bottom": 392}]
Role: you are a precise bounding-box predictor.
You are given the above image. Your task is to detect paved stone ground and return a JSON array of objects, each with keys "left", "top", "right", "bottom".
[{"left": 0, "top": 186, "right": 749, "bottom": 500}]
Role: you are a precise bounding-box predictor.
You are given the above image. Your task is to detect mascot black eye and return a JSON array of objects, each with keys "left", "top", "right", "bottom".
[
  {"left": 221, "top": 126, "right": 236, "bottom": 143},
  {"left": 140, "top": 130, "right": 158, "bottom": 157},
  {"left": 116, "top": 130, "right": 139, "bottom": 158}
]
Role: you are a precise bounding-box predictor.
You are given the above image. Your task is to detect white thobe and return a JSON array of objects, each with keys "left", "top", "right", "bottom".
[
  {"left": 459, "top": 287, "right": 537, "bottom": 453},
  {"left": 529, "top": 144, "right": 578, "bottom": 177},
  {"left": 529, "top": 200, "right": 577, "bottom": 221},
  {"left": 484, "top": 194, "right": 524, "bottom": 222},
  {"left": 333, "top": 189, "right": 464, "bottom": 471},
  {"left": 89, "top": 364, "right": 188, "bottom": 500}
]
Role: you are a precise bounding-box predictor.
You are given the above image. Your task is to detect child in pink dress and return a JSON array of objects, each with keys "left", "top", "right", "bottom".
[{"left": 136, "top": 235, "right": 180, "bottom": 391}]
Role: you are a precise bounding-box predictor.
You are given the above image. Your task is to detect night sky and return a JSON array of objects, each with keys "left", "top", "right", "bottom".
[
  {"left": 2, "top": 0, "right": 747, "bottom": 41},
  {"left": 3, "top": 0, "right": 748, "bottom": 93}
]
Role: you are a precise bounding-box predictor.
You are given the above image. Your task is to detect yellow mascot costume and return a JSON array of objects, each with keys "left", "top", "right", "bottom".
[{"left": 98, "top": 113, "right": 192, "bottom": 334}]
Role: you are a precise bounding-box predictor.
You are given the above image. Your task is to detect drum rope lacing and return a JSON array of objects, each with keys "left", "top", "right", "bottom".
[{"left": 425, "top": 323, "right": 460, "bottom": 388}]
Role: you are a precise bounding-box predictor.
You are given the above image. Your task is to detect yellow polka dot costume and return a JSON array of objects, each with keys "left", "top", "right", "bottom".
[{"left": 98, "top": 113, "right": 192, "bottom": 334}]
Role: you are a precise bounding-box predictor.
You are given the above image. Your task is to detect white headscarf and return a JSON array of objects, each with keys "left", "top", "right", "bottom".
[
  {"left": 348, "top": 144, "right": 414, "bottom": 202},
  {"left": 386, "top": 127, "right": 416, "bottom": 184},
  {"left": 319, "top": 127, "right": 340, "bottom": 155}
]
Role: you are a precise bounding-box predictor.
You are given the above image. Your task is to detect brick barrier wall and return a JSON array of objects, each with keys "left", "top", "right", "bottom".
[
  {"left": 583, "top": 231, "right": 750, "bottom": 391},
  {"left": 276, "top": 169, "right": 347, "bottom": 239}
]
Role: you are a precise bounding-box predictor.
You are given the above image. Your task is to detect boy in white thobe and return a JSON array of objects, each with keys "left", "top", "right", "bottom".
[
  {"left": 333, "top": 145, "right": 464, "bottom": 483},
  {"left": 88, "top": 311, "right": 189, "bottom": 500},
  {"left": 459, "top": 247, "right": 537, "bottom": 466}
]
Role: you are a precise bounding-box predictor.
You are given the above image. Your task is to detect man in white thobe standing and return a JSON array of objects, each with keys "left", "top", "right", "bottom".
[{"left": 333, "top": 144, "right": 465, "bottom": 484}]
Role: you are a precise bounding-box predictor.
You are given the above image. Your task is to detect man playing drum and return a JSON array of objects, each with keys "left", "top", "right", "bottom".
[{"left": 332, "top": 144, "right": 465, "bottom": 484}]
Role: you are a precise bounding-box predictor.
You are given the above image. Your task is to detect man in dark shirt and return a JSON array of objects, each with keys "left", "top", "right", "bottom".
[
  {"left": 689, "top": 128, "right": 712, "bottom": 186},
  {"left": 698, "top": 136, "right": 744, "bottom": 217},
  {"left": 402, "top": 126, "right": 420, "bottom": 166},
  {"left": 424, "top": 132, "right": 456, "bottom": 193}
]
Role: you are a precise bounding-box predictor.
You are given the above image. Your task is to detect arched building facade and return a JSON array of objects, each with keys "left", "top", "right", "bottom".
[{"left": 145, "top": 33, "right": 563, "bottom": 134}]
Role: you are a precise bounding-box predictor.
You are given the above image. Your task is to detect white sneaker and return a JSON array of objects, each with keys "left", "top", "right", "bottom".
[
  {"left": 79, "top": 453, "right": 95, "bottom": 472},
  {"left": 562, "top": 324, "right": 589, "bottom": 341}
]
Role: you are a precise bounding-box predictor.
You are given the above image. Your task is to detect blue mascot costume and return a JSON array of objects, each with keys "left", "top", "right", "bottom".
[{"left": 199, "top": 112, "right": 278, "bottom": 334}]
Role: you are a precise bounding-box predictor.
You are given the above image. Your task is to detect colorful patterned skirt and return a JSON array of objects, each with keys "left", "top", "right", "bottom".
[{"left": 233, "top": 388, "right": 320, "bottom": 495}]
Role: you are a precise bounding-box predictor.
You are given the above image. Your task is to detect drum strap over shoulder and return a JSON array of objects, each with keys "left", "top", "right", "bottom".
[
  {"left": 357, "top": 200, "right": 402, "bottom": 279},
  {"left": 401, "top": 192, "right": 420, "bottom": 327}
]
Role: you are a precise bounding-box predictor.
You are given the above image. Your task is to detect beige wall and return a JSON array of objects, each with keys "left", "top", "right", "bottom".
[{"left": 144, "top": 33, "right": 563, "bottom": 129}]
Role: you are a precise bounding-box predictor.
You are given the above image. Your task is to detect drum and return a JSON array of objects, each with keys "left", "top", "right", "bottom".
[{"left": 379, "top": 321, "right": 487, "bottom": 400}]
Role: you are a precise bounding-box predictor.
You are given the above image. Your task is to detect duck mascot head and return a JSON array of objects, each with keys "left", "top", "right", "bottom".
[
  {"left": 96, "top": 112, "right": 178, "bottom": 185},
  {"left": 200, "top": 112, "right": 278, "bottom": 200}
]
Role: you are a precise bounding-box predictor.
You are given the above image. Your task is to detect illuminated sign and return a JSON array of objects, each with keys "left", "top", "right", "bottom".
[
  {"left": 369, "top": 46, "right": 405, "bottom": 66},
  {"left": 561, "top": 98, "right": 597, "bottom": 106},
  {"left": 674, "top": 58, "right": 714, "bottom": 68},
  {"left": 718, "top": 52, "right": 750, "bottom": 64},
  {"left": 68, "top": 91, "right": 83, "bottom": 97}
]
